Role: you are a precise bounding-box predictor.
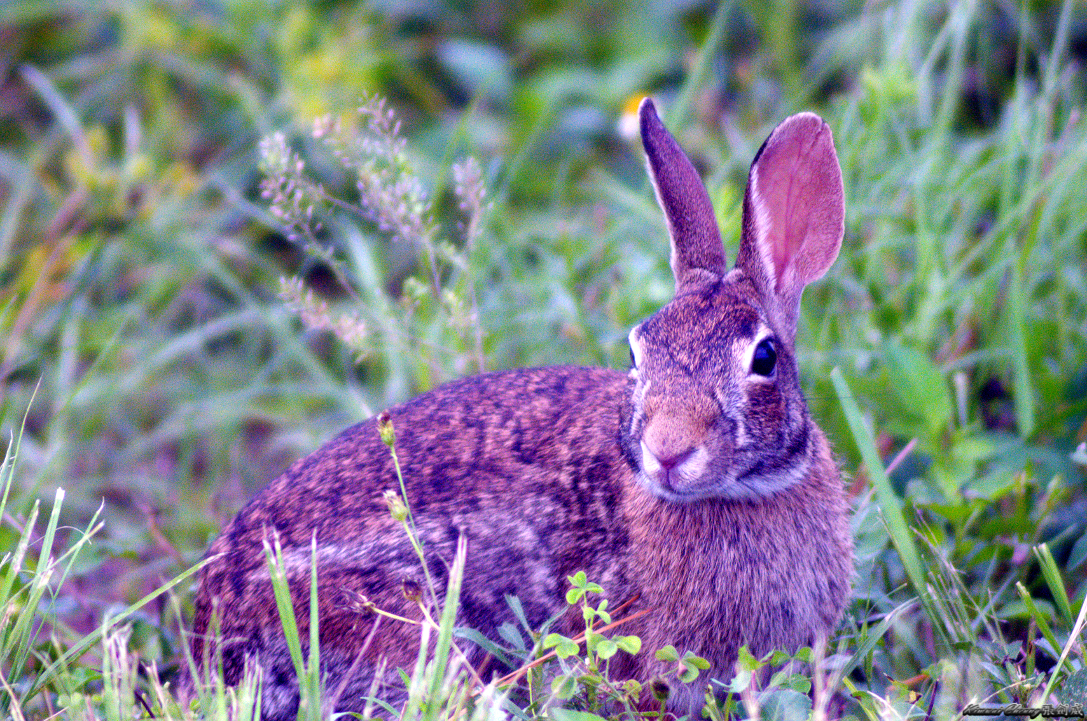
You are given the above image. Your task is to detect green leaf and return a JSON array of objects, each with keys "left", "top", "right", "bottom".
[
  {"left": 736, "top": 646, "right": 760, "bottom": 672},
  {"left": 595, "top": 639, "right": 618, "bottom": 660},
  {"left": 683, "top": 652, "right": 710, "bottom": 670},
  {"left": 497, "top": 622, "right": 525, "bottom": 650},
  {"left": 615, "top": 635, "right": 642, "bottom": 655},
  {"left": 550, "top": 675, "right": 578, "bottom": 700},
  {"left": 543, "top": 633, "right": 579, "bottom": 659},
  {"left": 678, "top": 651, "right": 710, "bottom": 682},
  {"left": 655, "top": 645, "right": 679, "bottom": 663},
  {"left": 785, "top": 675, "right": 813, "bottom": 694},
  {"left": 770, "top": 649, "right": 793, "bottom": 665},
  {"left": 884, "top": 341, "right": 952, "bottom": 438},
  {"left": 678, "top": 663, "right": 700, "bottom": 683},
  {"left": 1063, "top": 668, "right": 1087, "bottom": 706},
  {"left": 426, "top": 535, "right": 467, "bottom": 705},
  {"left": 760, "top": 688, "right": 812, "bottom": 721},
  {"left": 727, "top": 666, "right": 754, "bottom": 694}
]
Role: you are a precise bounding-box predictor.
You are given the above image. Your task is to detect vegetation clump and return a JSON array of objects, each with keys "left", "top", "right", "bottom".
[{"left": 1, "top": 0, "right": 1086, "bottom": 719}]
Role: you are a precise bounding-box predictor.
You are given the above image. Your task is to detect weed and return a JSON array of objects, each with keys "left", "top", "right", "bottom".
[{"left": 1, "top": 0, "right": 1086, "bottom": 718}]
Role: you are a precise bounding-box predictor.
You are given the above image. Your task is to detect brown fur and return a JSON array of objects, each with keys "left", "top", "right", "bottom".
[{"left": 185, "top": 99, "right": 853, "bottom": 719}]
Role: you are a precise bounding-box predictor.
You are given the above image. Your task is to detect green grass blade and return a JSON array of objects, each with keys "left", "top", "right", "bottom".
[
  {"left": 830, "top": 367, "right": 925, "bottom": 595},
  {"left": 305, "top": 533, "right": 322, "bottom": 721},
  {"left": 262, "top": 530, "right": 322, "bottom": 719},
  {"left": 0, "top": 499, "right": 40, "bottom": 678},
  {"left": 1008, "top": 265, "right": 1035, "bottom": 438},
  {"left": 262, "top": 535, "right": 305, "bottom": 684},
  {"left": 1033, "top": 543, "right": 1073, "bottom": 626},
  {"left": 1014, "top": 582, "right": 1061, "bottom": 658},
  {"left": 1039, "top": 579, "right": 1087, "bottom": 706},
  {"left": 827, "top": 602, "right": 907, "bottom": 691},
  {"left": 6, "top": 488, "right": 64, "bottom": 682},
  {"left": 24, "top": 558, "right": 210, "bottom": 703},
  {"left": 0, "top": 386, "right": 34, "bottom": 521},
  {"left": 427, "top": 534, "right": 467, "bottom": 708}
]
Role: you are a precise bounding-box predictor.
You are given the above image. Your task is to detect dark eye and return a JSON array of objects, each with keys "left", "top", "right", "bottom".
[
  {"left": 629, "top": 345, "right": 637, "bottom": 368},
  {"left": 751, "top": 338, "right": 777, "bottom": 377}
]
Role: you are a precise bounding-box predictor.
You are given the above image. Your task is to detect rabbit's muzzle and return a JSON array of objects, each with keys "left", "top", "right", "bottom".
[{"left": 637, "top": 385, "right": 731, "bottom": 499}]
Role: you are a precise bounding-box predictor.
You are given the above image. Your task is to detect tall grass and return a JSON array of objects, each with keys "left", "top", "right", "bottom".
[{"left": 0, "top": 0, "right": 1085, "bottom": 718}]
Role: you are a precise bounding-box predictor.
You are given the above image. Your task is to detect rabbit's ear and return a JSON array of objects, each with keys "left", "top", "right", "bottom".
[
  {"left": 640, "top": 98, "right": 727, "bottom": 291},
  {"left": 736, "top": 112, "right": 844, "bottom": 338}
]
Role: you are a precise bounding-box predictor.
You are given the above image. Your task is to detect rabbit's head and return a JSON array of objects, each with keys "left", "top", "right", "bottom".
[{"left": 624, "top": 98, "right": 844, "bottom": 502}]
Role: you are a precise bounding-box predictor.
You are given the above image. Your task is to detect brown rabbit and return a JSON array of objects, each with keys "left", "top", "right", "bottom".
[{"left": 186, "top": 98, "right": 853, "bottom": 718}]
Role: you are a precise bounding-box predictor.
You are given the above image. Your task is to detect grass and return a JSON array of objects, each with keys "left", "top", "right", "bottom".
[{"left": 1, "top": 0, "right": 1086, "bottom": 718}]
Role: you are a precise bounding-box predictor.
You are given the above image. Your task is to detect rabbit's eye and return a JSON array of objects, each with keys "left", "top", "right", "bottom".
[{"left": 751, "top": 338, "right": 777, "bottom": 377}]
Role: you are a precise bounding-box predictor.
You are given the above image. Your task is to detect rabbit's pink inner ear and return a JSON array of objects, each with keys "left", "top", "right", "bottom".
[
  {"left": 741, "top": 112, "right": 844, "bottom": 320},
  {"left": 639, "top": 98, "right": 727, "bottom": 289}
]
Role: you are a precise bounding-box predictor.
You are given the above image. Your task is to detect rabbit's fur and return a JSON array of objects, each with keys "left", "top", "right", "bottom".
[{"left": 186, "top": 98, "right": 853, "bottom": 718}]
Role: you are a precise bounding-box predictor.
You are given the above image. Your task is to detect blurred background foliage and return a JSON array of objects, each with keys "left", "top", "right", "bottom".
[{"left": 1, "top": 0, "right": 1087, "bottom": 715}]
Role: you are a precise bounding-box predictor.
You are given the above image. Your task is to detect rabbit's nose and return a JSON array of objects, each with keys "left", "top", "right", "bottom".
[
  {"left": 641, "top": 415, "right": 700, "bottom": 466},
  {"left": 640, "top": 429, "right": 699, "bottom": 482},
  {"left": 648, "top": 444, "right": 694, "bottom": 471},
  {"left": 639, "top": 435, "right": 707, "bottom": 495}
]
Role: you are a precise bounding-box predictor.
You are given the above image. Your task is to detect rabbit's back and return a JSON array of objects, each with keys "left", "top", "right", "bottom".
[{"left": 190, "top": 365, "right": 634, "bottom": 708}]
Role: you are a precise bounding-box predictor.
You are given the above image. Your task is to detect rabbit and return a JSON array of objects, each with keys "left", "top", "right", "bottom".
[{"left": 184, "top": 97, "right": 853, "bottom": 719}]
